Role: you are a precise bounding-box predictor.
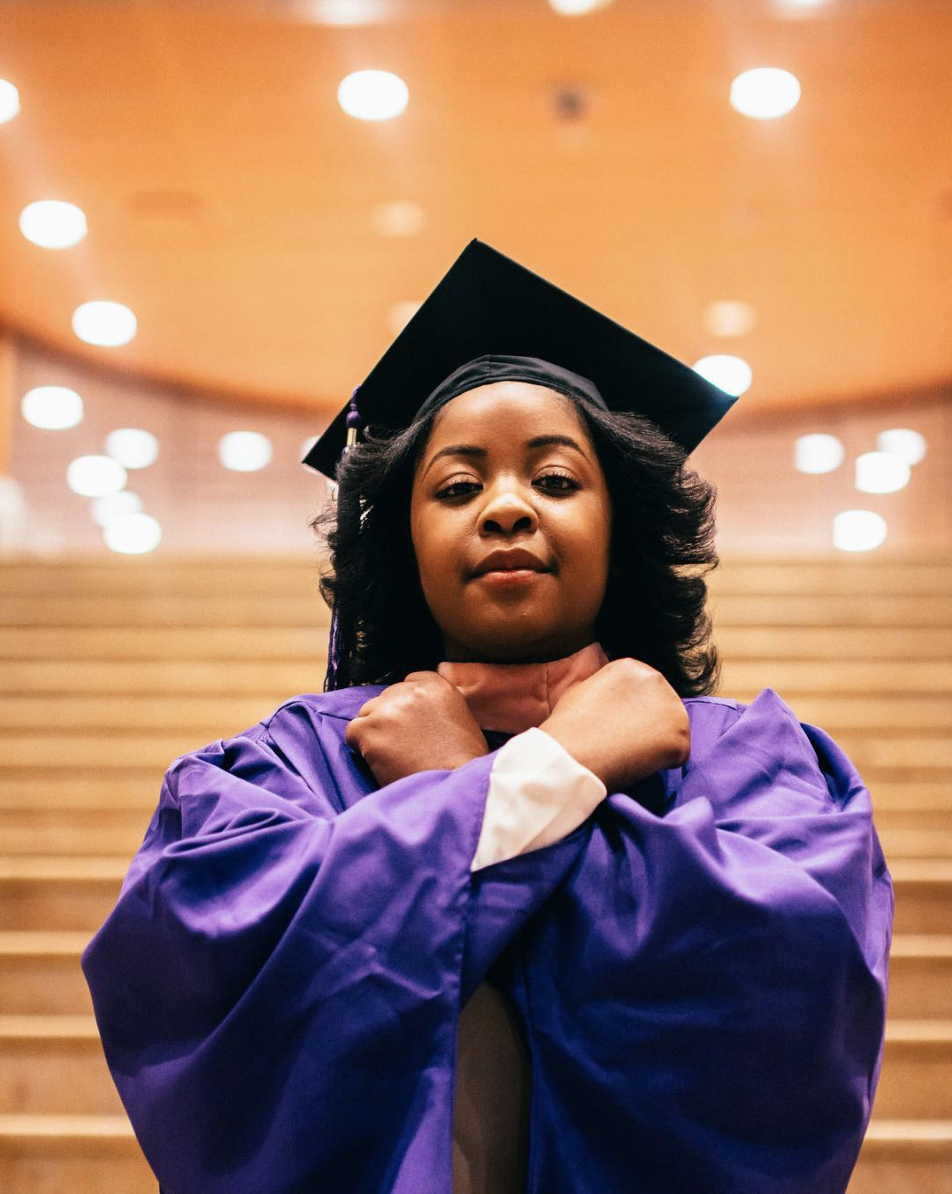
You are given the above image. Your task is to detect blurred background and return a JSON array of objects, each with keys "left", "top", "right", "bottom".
[
  {"left": 0, "top": 0, "right": 949, "bottom": 556},
  {"left": 1, "top": 2, "right": 951, "bottom": 1192}
]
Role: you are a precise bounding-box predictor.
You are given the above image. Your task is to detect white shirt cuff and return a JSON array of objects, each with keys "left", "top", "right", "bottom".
[{"left": 471, "top": 727, "right": 607, "bottom": 872}]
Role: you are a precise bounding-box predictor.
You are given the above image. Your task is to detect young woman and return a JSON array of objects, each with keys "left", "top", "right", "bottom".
[{"left": 83, "top": 243, "right": 892, "bottom": 1194}]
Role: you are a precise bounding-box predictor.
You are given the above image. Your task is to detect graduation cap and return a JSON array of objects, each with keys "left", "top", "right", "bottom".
[{"left": 303, "top": 238, "right": 738, "bottom": 478}]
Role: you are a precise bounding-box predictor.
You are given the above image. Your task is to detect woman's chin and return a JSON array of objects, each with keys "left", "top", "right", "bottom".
[{"left": 444, "top": 626, "right": 592, "bottom": 665}]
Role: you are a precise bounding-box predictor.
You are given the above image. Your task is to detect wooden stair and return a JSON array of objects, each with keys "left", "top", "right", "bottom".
[{"left": 0, "top": 556, "right": 950, "bottom": 1192}]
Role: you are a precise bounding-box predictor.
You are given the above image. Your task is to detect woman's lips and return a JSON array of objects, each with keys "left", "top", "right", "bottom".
[{"left": 473, "top": 568, "right": 546, "bottom": 586}]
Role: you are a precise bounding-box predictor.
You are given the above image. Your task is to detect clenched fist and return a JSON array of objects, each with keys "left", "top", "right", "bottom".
[
  {"left": 540, "top": 657, "right": 690, "bottom": 792},
  {"left": 345, "top": 671, "right": 489, "bottom": 788}
]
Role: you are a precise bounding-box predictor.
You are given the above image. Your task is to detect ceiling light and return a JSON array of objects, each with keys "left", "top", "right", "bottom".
[
  {"left": 218, "top": 431, "right": 273, "bottom": 472},
  {"left": 730, "top": 68, "right": 802, "bottom": 119},
  {"left": 692, "top": 354, "right": 752, "bottom": 396},
  {"left": 338, "top": 70, "right": 409, "bottom": 121},
  {"left": 855, "top": 451, "right": 911, "bottom": 494},
  {"left": 103, "top": 512, "right": 162, "bottom": 555},
  {"left": 548, "top": 0, "right": 612, "bottom": 14},
  {"left": 19, "top": 200, "right": 88, "bottom": 249},
  {"left": 703, "top": 300, "right": 757, "bottom": 338},
  {"left": 21, "top": 386, "right": 84, "bottom": 430},
  {"left": 833, "top": 510, "right": 887, "bottom": 553},
  {"left": 67, "top": 455, "right": 127, "bottom": 497},
  {"left": 72, "top": 301, "right": 137, "bottom": 347},
  {"left": 794, "top": 433, "right": 843, "bottom": 475},
  {"left": 300, "top": 0, "right": 393, "bottom": 24},
  {"left": 387, "top": 300, "right": 421, "bottom": 336},
  {"left": 91, "top": 491, "right": 143, "bottom": 527},
  {"left": 0, "top": 79, "right": 19, "bottom": 124},
  {"left": 877, "top": 428, "right": 926, "bottom": 467},
  {"left": 371, "top": 200, "right": 426, "bottom": 237},
  {"left": 105, "top": 428, "right": 159, "bottom": 469}
]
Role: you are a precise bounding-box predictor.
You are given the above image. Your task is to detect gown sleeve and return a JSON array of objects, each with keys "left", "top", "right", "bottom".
[
  {"left": 496, "top": 688, "right": 892, "bottom": 1194},
  {"left": 80, "top": 693, "right": 588, "bottom": 1194}
]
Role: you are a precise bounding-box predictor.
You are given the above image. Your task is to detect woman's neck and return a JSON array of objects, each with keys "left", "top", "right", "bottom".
[{"left": 438, "top": 642, "right": 608, "bottom": 735}]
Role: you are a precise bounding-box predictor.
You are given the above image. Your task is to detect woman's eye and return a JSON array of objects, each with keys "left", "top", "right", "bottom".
[
  {"left": 534, "top": 472, "right": 580, "bottom": 493},
  {"left": 435, "top": 479, "right": 481, "bottom": 499}
]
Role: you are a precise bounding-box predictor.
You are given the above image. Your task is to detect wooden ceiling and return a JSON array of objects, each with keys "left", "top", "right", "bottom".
[{"left": 0, "top": 0, "right": 950, "bottom": 419}]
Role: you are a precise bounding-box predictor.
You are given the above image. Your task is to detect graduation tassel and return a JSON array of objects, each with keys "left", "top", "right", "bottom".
[{"left": 324, "top": 389, "right": 362, "bottom": 692}]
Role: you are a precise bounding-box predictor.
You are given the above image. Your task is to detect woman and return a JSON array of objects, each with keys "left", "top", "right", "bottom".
[{"left": 83, "top": 242, "right": 892, "bottom": 1194}]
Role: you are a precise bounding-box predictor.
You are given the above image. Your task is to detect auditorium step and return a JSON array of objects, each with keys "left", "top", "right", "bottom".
[
  {"left": 0, "top": 1114, "right": 155, "bottom": 1194},
  {"left": 2, "top": 930, "right": 949, "bottom": 1018},
  {"left": 0, "top": 555, "right": 948, "bottom": 1191},
  {"left": 7, "top": 1114, "right": 946, "bottom": 1194},
  {"left": 0, "top": 1117, "right": 950, "bottom": 1194},
  {"left": 1, "top": 855, "right": 945, "bottom": 934},
  {"left": 848, "top": 1121, "right": 952, "bottom": 1193},
  {"left": 0, "top": 1014, "right": 946, "bottom": 1119}
]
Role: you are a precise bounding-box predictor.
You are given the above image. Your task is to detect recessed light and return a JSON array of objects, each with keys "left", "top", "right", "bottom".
[
  {"left": 91, "top": 491, "right": 144, "bottom": 527},
  {"left": 794, "top": 433, "right": 844, "bottom": 475},
  {"left": 703, "top": 301, "right": 757, "bottom": 338},
  {"left": 302, "top": 0, "right": 393, "bottom": 25},
  {"left": 72, "top": 301, "right": 137, "bottom": 347},
  {"left": 692, "top": 354, "right": 752, "bottom": 396},
  {"left": 855, "top": 451, "right": 911, "bottom": 495},
  {"left": 371, "top": 200, "right": 426, "bottom": 237},
  {"left": 548, "top": 0, "right": 612, "bottom": 14},
  {"left": 103, "top": 512, "right": 162, "bottom": 555},
  {"left": 105, "top": 428, "right": 159, "bottom": 469},
  {"left": 218, "top": 431, "right": 273, "bottom": 472},
  {"left": 338, "top": 70, "right": 409, "bottom": 121},
  {"left": 19, "top": 200, "right": 88, "bottom": 249},
  {"left": 21, "top": 386, "right": 84, "bottom": 430},
  {"left": 877, "top": 428, "right": 926, "bottom": 467},
  {"left": 730, "top": 68, "right": 802, "bottom": 119},
  {"left": 0, "top": 78, "right": 19, "bottom": 124},
  {"left": 833, "top": 510, "right": 887, "bottom": 553},
  {"left": 387, "top": 300, "right": 421, "bottom": 336},
  {"left": 67, "top": 455, "right": 127, "bottom": 497}
]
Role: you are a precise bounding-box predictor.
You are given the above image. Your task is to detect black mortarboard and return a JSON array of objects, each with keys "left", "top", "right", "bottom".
[{"left": 303, "top": 239, "right": 737, "bottom": 479}]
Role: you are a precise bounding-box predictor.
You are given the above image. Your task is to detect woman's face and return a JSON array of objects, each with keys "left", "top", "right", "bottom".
[{"left": 410, "top": 381, "right": 612, "bottom": 662}]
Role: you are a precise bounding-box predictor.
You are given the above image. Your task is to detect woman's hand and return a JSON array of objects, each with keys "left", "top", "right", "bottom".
[
  {"left": 540, "top": 657, "right": 690, "bottom": 792},
  {"left": 345, "top": 671, "right": 490, "bottom": 788}
]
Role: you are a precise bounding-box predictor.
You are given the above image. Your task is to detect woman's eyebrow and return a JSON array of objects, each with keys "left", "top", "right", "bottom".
[{"left": 422, "top": 434, "right": 590, "bottom": 478}]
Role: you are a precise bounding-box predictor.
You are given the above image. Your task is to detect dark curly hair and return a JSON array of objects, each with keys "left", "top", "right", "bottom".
[{"left": 314, "top": 395, "right": 719, "bottom": 696}]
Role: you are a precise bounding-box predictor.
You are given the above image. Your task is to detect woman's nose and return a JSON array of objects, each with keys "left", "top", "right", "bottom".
[{"left": 479, "top": 486, "right": 538, "bottom": 537}]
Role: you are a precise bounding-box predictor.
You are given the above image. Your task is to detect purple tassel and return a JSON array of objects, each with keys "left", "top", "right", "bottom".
[{"left": 324, "top": 389, "right": 362, "bottom": 692}]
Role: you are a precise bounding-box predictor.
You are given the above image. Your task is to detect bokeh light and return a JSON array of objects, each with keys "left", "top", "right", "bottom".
[
  {"left": 0, "top": 78, "right": 19, "bottom": 124},
  {"left": 72, "top": 301, "right": 138, "bottom": 347},
  {"left": 692, "top": 354, "right": 753, "bottom": 396},
  {"left": 730, "top": 68, "right": 802, "bottom": 119},
  {"left": 833, "top": 510, "right": 887, "bottom": 553},
  {"left": 371, "top": 200, "right": 426, "bottom": 237},
  {"left": 103, "top": 512, "right": 162, "bottom": 554},
  {"left": 21, "top": 386, "right": 84, "bottom": 430},
  {"left": 67, "top": 455, "right": 127, "bottom": 497},
  {"left": 19, "top": 200, "right": 88, "bottom": 249},
  {"left": 794, "top": 433, "right": 844, "bottom": 475},
  {"left": 105, "top": 428, "right": 159, "bottom": 469},
  {"left": 703, "top": 300, "right": 757, "bottom": 338},
  {"left": 91, "top": 491, "right": 144, "bottom": 527},
  {"left": 338, "top": 70, "right": 409, "bottom": 121},
  {"left": 855, "top": 451, "right": 911, "bottom": 494},
  {"left": 218, "top": 431, "right": 273, "bottom": 472},
  {"left": 877, "top": 428, "right": 926, "bottom": 466},
  {"left": 548, "top": 0, "right": 612, "bottom": 14}
]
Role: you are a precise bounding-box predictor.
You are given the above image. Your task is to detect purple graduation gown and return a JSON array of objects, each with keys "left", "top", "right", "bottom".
[{"left": 82, "top": 688, "right": 892, "bottom": 1193}]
